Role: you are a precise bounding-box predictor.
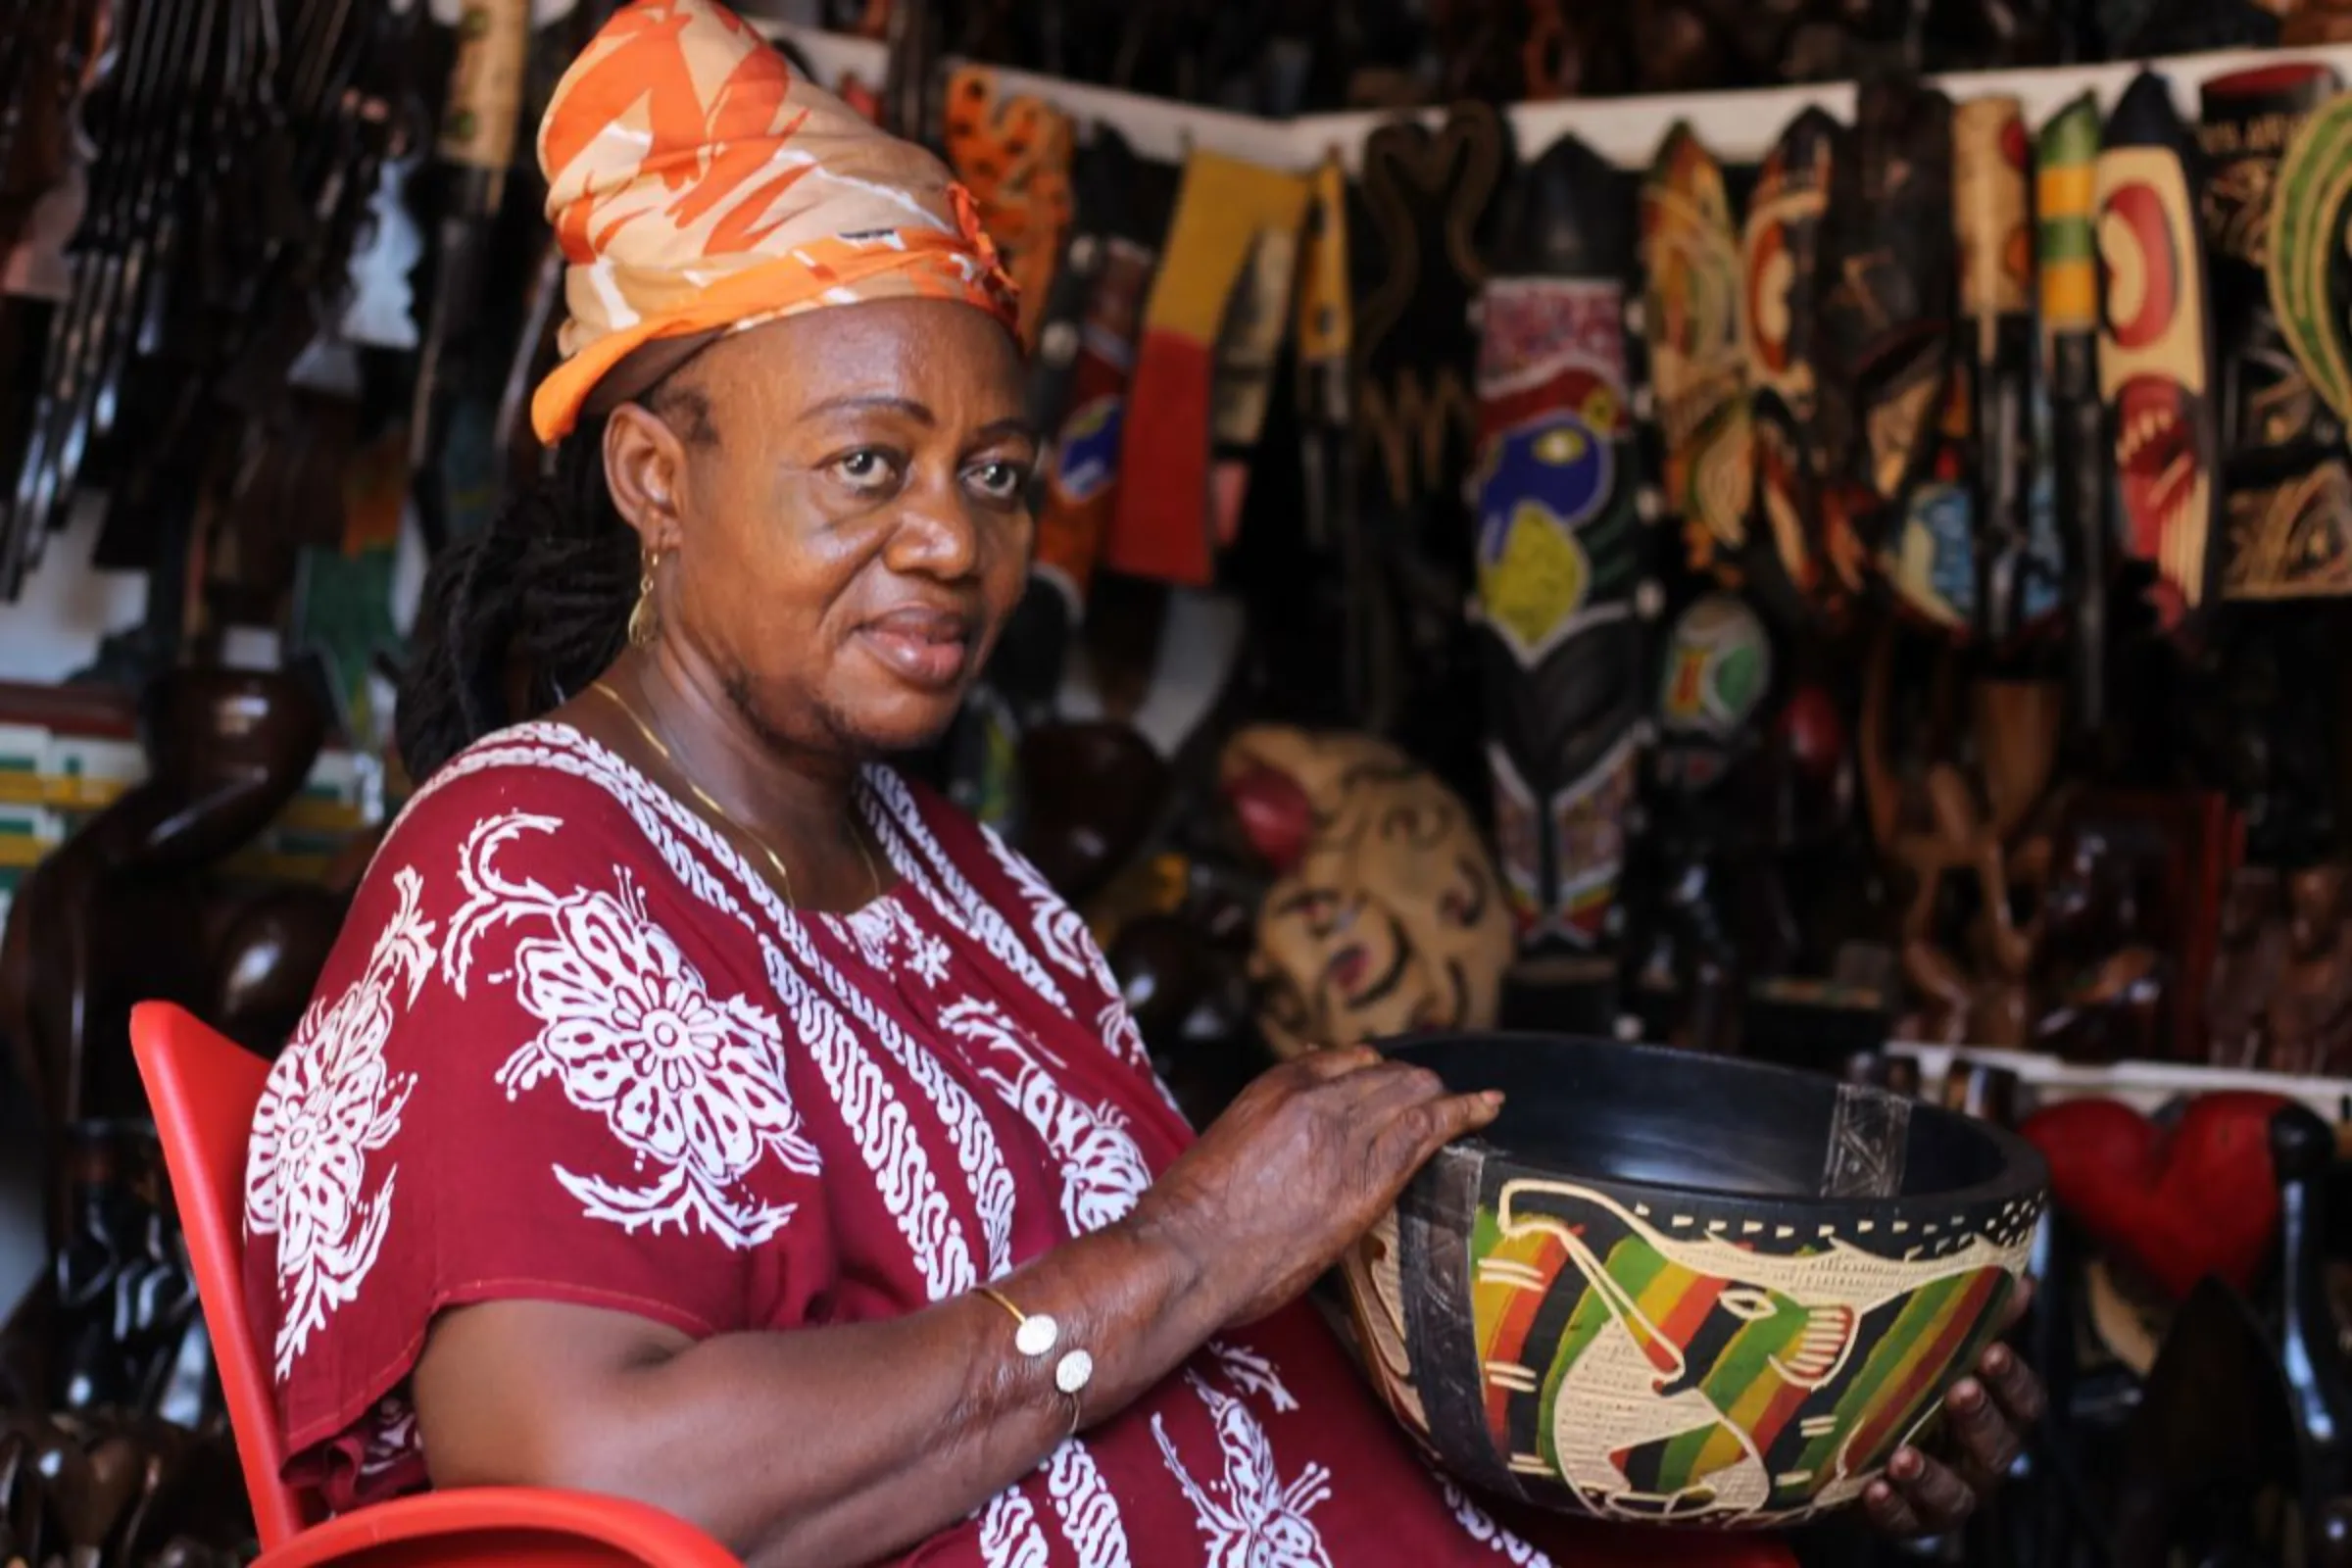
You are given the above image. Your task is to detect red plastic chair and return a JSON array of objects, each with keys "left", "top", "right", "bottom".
[{"left": 129, "top": 1001, "right": 742, "bottom": 1566}]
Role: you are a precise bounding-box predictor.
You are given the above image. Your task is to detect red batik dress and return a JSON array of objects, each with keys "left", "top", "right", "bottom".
[{"left": 243, "top": 719, "right": 1788, "bottom": 1567}]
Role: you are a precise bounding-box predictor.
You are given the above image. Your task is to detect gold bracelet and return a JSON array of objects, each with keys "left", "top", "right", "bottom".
[{"left": 979, "top": 1287, "right": 1093, "bottom": 1438}]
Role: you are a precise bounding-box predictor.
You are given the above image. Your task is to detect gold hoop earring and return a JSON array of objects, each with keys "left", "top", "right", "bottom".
[{"left": 628, "top": 548, "right": 662, "bottom": 648}]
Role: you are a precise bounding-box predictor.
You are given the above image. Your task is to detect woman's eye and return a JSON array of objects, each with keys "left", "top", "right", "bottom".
[
  {"left": 966, "top": 460, "right": 1028, "bottom": 501},
  {"left": 833, "top": 450, "right": 897, "bottom": 488}
]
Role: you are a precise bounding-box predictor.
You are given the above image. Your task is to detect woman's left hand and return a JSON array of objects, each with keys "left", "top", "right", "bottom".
[{"left": 1861, "top": 1278, "right": 2047, "bottom": 1539}]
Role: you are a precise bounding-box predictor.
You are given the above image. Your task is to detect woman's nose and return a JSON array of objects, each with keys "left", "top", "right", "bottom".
[{"left": 885, "top": 476, "right": 981, "bottom": 577}]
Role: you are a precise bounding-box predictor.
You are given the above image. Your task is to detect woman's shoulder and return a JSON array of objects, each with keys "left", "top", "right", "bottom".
[{"left": 355, "top": 719, "right": 743, "bottom": 932}]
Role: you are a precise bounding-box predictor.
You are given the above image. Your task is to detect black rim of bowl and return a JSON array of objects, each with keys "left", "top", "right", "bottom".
[{"left": 1374, "top": 1030, "right": 2049, "bottom": 1214}]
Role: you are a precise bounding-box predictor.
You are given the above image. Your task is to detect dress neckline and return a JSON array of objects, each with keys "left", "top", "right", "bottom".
[{"left": 548, "top": 716, "right": 906, "bottom": 920}]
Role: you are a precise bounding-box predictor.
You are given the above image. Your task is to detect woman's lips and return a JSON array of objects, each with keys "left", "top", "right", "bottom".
[{"left": 858, "top": 608, "right": 975, "bottom": 689}]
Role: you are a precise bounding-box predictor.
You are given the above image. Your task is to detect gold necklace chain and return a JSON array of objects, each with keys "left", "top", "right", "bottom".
[{"left": 589, "top": 678, "right": 883, "bottom": 908}]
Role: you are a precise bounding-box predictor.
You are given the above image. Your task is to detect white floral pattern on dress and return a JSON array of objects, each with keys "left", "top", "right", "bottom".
[
  {"left": 1440, "top": 1478, "right": 1555, "bottom": 1565},
  {"left": 521, "top": 727, "right": 1009, "bottom": 1296},
  {"left": 247, "top": 866, "right": 435, "bottom": 1381},
  {"left": 1046, "top": 1439, "right": 1134, "bottom": 1568},
  {"left": 1154, "top": 1372, "right": 1335, "bottom": 1568},
  {"left": 451, "top": 727, "right": 1007, "bottom": 1298},
  {"left": 941, "top": 997, "right": 1151, "bottom": 1236},
  {"left": 981, "top": 827, "right": 1152, "bottom": 1071},
  {"left": 863, "top": 768, "right": 1072, "bottom": 1013},
  {"left": 979, "top": 1490, "right": 1050, "bottom": 1568},
  {"left": 444, "top": 811, "right": 816, "bottom": 1245},
  {"left": 1209, "top": 1341, "right": 1301, "bottom": 1414}
]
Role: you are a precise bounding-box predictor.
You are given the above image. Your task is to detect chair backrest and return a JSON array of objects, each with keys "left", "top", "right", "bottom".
[{"left": 129, "top": 1000, "right": 313, "bottom": 1549}]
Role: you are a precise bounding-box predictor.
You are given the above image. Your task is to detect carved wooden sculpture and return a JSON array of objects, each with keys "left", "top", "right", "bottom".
[
  {"left": 2026, "top": 801, "right": 2172, "bottom": 1061},
  {"left": 1813, "top": 75, "right": 1957, "bottom": 628},
  {"left": 2209, "top": 863, "right": 2352, "bottom": 1077},
  {"left": 2199, "top": 64, "right": 2352, "bottom": 600},
  {"left": 2097, "top": 70, "right": 2224, "bottom": 637},
  {"left": 1475, "top": 132, "right": 1646, "bottom": 964},
  {"left": 0, "top": 670, "right": 328, "bottom": 1138},
  {"left": 1860, "top": 631, "right": 2067, "bottom": 1048},
  {"left": 1641, "top": 122, "right": 1751, "bottom": 584},
  {"left": 2037, "top": 93, "right": 2113, "bottom": 731},
  {"left": 1217, "top": 725, "right": 1513, "bottom": 1059},
  {"left": 1740, "top": 108, "right": 1837, "bottom": 626}
]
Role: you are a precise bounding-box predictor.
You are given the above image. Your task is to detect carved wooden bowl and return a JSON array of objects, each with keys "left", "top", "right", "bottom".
[{"left": 1340, "top": 1033, "right": 2046, "bottom": 1530}]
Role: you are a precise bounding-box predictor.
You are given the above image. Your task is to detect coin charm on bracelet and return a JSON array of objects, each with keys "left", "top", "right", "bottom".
[
  {"left": 1055, "top": 1349, "right": 1094, "bottom": 1395},
  {"left": 1015, "top": 1314, "right": 1059, "bottom": 1357}
]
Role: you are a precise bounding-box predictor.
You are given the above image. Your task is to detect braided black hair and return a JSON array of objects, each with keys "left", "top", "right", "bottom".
[
  {"left": 395, "top": 423, "right": 639, "bottom": 782},
  {"left": 396, "top": 371, "right": 718, "bottom": 781}
]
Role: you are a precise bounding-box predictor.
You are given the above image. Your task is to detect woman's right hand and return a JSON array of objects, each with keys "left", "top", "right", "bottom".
[{"left": 1130, "top": 1047, "right": 1503, "bottom": 1327}]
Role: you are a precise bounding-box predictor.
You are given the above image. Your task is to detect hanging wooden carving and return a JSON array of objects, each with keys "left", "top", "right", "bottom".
[
  {"left": 2038, "top": 93, "right": 2112, "bottom": 732},
  {"left": 1953, "top": 95, "right": 2055, "bottom": 643},
  {"left": 2252, "top": 82, "right": 2352, "bottom": 599},
  {"left": 2097, "top": 70, "right": 2224, "bottom": 637},
  {"left": 1813, "top": 76, "right": 1957, "bottom": 627},
  {"left": 1641, "top": 122, "right": 1751, "bottom": 583},
  {"left": 1353, "top": 102, "right": 1512, "bottom": 760},
  {"left": 2198, "top": 65, "right": 2350, "bottom": 602},
  {"left": 1475, "top": 132, "right": 1645, "bottom": 956},
  {"left": 1740, "top": 108, "right": 1837, "bottom": 626}
]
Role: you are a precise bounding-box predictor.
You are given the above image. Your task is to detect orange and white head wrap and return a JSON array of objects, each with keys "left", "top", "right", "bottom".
[{"left": 529, "top": 0, "right": 1019, "bottom": 444}]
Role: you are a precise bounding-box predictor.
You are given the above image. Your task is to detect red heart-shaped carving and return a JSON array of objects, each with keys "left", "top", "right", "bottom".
[{"left": 2021, "top": 1092, "right": 2290, "bottom": 1300}]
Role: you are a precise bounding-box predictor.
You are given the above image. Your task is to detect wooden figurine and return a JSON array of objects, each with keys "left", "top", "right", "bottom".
[
  {"left": 2210, "top": 864, "right": 2352, "bottom": 1076},
  {"left": 1474, "top": 132, "right": 1647, "bottom": 966},
  {"left": 1641, "top": 122, "right": 1751, "bottom": 585},
  {"left": 2097, "top": 70, "right": 2225, "bottom": 637},
  {"left": 1217, "top": 725, "right": 1513, "bottom": 1059},
  {"left": 1861, "top": 632, "right": 2068, "bottom": 1048},
  {"left": 2200, "top": 64, "right": 2352, "bottom": 600},
  {"left": 1740, "top": 108, "right": 1838, "bottom": 626},
  {"left": 1813, "top": 75, "right": 1957, "bottom": 628}
]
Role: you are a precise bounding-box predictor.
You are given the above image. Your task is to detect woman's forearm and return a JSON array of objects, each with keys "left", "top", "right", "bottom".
[{"left": 418, "top": 1210, "right": 1228, "bottom": 1568}]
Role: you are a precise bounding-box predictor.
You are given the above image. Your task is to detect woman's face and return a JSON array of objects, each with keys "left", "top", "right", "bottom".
[{"left": 610, "top": 297, "right": 1035, "bottom": 758}]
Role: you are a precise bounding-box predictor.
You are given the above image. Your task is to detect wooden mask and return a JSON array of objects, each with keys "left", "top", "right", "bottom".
[
  {"left": 1813, "top": 76, "right": 1957, "bottom": 619},
  {"left": 1221, "top": 725, "right": 1514, "bottom": 1059},
  {"left": 2037, "top": 93, "right": 2111, "bottom": 728},
  {"left": 2096, "top": 70, "right": 2224, "bottom": 636},
  {"left": 1641, "top": 122, "right": 1752, "bottom": 583},
  {"left": 1352, "top": 102, "right": 1513, "bottom": 749},
  {"left": 1741, "top": 108, "right": 1837, "bottom": 626},
  {"left": 2247, "top": 81, "right": 2352, "bottom": 598},
  {"left": 1354, "top": 103, "right": 1511, "bottom": 520},
  {"left": 1476, "top": 131, "right": 1646, "bottom": 955}
]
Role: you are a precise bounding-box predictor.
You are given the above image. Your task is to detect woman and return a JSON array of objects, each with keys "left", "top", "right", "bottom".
[{"left": 241, "top": 5, "right": 2039, "bottom": 1564}]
